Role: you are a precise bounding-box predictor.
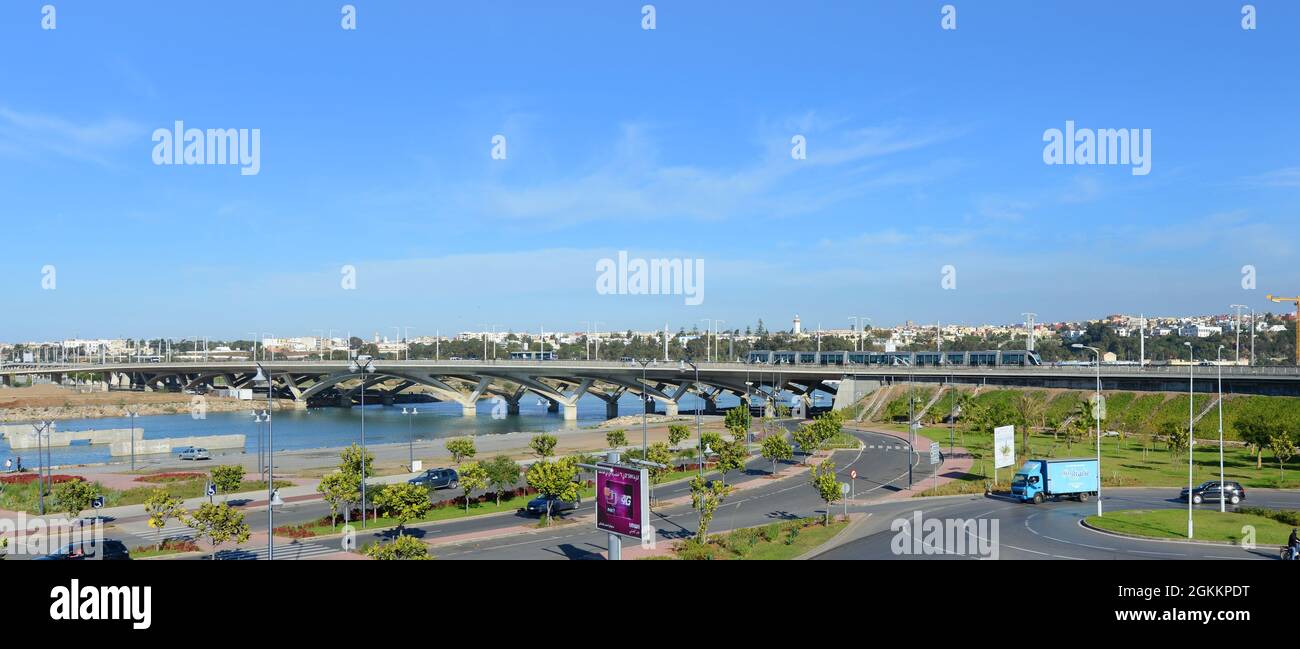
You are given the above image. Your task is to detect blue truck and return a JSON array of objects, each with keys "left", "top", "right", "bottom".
[{"left": 1010, "top": 458, "right": 1099, "bottom": 504}]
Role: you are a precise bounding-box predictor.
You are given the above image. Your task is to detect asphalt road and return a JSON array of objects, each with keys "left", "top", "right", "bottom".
[{"left": 813, "top": 487, "right": 1300, "bottom": 560}]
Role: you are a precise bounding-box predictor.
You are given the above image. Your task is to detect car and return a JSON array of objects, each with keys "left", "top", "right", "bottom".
[
  {"left": 1180, "top": 480, "right": 1246, "bottom": 505},
  {"left": 177, "top": 447, "right": 211, "bottom": 461},
  {"left": 34, "top": 540, "right": 131, "bottom": 560},
  {"left": 408, "top": 468, "right": 459, "bottom": 490},
  {"left": 521, "top": 494, "right": 581, "bottom": 517}
]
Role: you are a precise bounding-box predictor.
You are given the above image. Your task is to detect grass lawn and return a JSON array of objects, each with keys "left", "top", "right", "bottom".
[
  {"left": 1085, "top": 509, "right": 1293, "bottom": 546},
  {"left": 657, "top": 517, "right": 848, "bottom": 560},
  {"left": 0, "top": 477, "right": 292, "bottom": 514},
  {"left": 276, "top": 485, "right": 598, "bottom": 537},
  {"left": 885, "top": 423, "right": 1300, "bottom": 498}
]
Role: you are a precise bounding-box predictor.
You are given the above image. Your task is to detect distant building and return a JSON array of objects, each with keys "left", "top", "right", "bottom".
[
  {"left": 793, "top": 315, "right": 802, "bottom": 336},
  {"left": 1179, "top": 324, "right": 1222, "bottom": 338}
]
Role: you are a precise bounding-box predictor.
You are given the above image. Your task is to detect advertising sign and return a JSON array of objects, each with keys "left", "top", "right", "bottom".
[
  {"left": 993, "top": 425, "right": 1015, "bottom": 469},
  {"left": 596, "top": 463, "right": 650, "bottom": 541}
]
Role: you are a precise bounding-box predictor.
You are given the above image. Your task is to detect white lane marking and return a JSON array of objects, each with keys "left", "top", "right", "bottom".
[{"left": 1131, "top": 550, "right": 1181, "bottom": 557}]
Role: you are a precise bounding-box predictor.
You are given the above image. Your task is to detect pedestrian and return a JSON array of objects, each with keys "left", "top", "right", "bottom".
[
  {"left": 3, "top": 457, "right": 10, "bottom": 472},
  {"left": 15, "top": 456, "right": 22, "bottom": 472}
]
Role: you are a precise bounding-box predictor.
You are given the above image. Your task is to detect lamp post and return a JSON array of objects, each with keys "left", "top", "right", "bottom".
[
  {"left": 402, "top": 406, "right": 419, "bottom": 471},
  {"left": 29, "top": 421, "right": 53, "bottom": 515},
  {"left": 1230, "top": 304, "right": 1246, "bottom": 364},
  {"left": 126, "top": 409, "right": 139, "bottom": 472},
  {"left": 745, "top": 379, "right": 754, "bottom": 454},
  {"left": 1071, "top": 344, "right": 1103, "bottom": 516},
  {"left": 348, "top": 354, "right": 377, "bottom": 527},
  {"left": 1217, "top": 344, "right": 1226, "bottom": 513},
  {"left": 634, "top": 359, "right": 654, "bottom": 456},
  {"left": 679, "top": 358, "right": 702, "bottom": 476},
  {"left": 253, "top": 410, "right": 268, "bottom": 481},
  {"left": 1184, "top": 341, "right": 1194, "bottom": 539},
  {"left": 252, "top": 363, "right": 275, "bottom": 560}
]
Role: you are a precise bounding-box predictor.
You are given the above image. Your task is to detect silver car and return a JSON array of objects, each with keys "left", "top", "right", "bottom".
[{"left": 177, "top": 447, "right": 210, "bottom": 461}]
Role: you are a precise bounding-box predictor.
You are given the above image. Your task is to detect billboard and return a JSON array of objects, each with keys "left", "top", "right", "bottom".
[
  {"left": 596, "top": 463, "right": 650, "bottom": 541},
  {"left": 993, "top": 425, "right": 1016, "bottom": 469}
]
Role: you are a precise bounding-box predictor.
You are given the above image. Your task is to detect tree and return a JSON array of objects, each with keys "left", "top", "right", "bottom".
[
  {"left": 760, "top": 432, "right": 794, "bottom": 475},
  {"left": 1270, "top": 434, "right": 1296, "bottom": 485},
  {"left": 457, "top": 461, "right": 488, "bottom": 512},
  {"left": 700, "top": 431, "right": 724, "bottom": 454},
  {"left": 372, "top": 482, "right": 431, "bottom": 533},
  {"left": 365, "top": 534, "right": 432, "bottom": 560},
  {"left": 667, "top": 425, "right": 690, "bottom": 447},
  {"left": 340, "top": 443, "right": 374, "bottom": 479},
  {"left": 714, "top": 438, "right": 747, "bottom": 485},
  {"left": 317, "top": 471, "right": 359, "bottom": 529},
  {"left": 723, "top": 406, "right": 751, "bottom": 440},
  {"left": 1236, "top": 405, "right": 1279, "bottom": 469},
  {"left": 1014, "top": 392, "right": 1045, "bottom": 455},
  {"left": 809, "top": 460, "right": 841, "bottom": 525},
  {"left": 185, "top": 502, "right": 251, "bottom": 560},
  {"left": 605, "top": 429, "right": 628, "bottom": 449},
  {"left": 791, "top": 424, "right": 820, "bottom": 463},
  {"left": 645, "top": 442, "right": 674, "bottom": 487},
  {"left": 483, "top": 456, "right": 520, "bottom": 505},
  {"left": 529, "top": 433, "right": 558, "bottom": 459},
  {"left": 143, "top": 489, "right": 185, "bottom": 552},
  {"left": 1161, "top": 419, "right": 1190, "bottom": 462},
  {"left": 525, "top": 456, "right": 581, "bottom": 523},
  {"left": 52, "top": 479, "right": 97, "bottom": 521},
  {"left": 210, "top": 464, "right": 244, "bottom": 499},
  {"left": 689, "top": 475, "right": 732, "bottom": 541},
  {"left": 445, "top": 437, "right": 477, "bottom": 465}
]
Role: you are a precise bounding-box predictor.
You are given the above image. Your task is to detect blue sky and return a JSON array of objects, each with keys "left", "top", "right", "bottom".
[{"left": 2, "top": 1, "right": 1298, "bottom": 341}]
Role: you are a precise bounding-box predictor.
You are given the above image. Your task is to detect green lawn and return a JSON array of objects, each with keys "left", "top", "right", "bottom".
[
  {"left": 890, "top": 422, "right": 1300, "bottom": 497},
  {"left": 276, "top": 485, "right": 598, "bottom": 537},
  {"left": 1085, "top": 509, "right": 1293, "bottom": 546},
  {"left": 0, "top": 477, "right": 292, "bottom": 514},
  {"left": 653, "top": 517, "right": 848, "bottom": 560}
]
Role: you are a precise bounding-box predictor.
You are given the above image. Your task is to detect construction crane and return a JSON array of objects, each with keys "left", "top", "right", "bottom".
[{"left": 1266, "top": 294, "right": 1300, "bottom": 365}]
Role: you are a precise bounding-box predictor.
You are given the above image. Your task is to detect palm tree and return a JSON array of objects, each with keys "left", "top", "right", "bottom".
[{"left": 1014, "top": 392, "right": 1045, "bottom": 457}]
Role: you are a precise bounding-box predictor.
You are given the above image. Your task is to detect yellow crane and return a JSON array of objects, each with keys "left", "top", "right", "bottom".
[{"left": 1266, "top": 294, "right": 1300, "bottom": 365}]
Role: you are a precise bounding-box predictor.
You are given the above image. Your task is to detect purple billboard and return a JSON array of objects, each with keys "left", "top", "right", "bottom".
[{"left": 596, "top": 463, "right": 649, "bottom": 540}]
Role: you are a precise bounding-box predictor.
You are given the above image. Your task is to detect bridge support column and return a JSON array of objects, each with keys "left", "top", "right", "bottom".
[
  {"left": 547, "top": 399, "right": 559, "bottom": 413},
  {"left": 562, "top": 403, "right": 578, "bottom": 421},
  {"left": 645, "top": 398, "right": 655, "bottom": 414},
  {"left": 461, "top": 402, "right": 477, "bottom": 417},
  {"left": 382, "top": 393, "right": 395, "bottom": 407},
  {"left": 664, "top": 401, "right": 679, "bottom": 416},
  {"left": 605, "top": 400, "right": 619, "bottom": 419}
]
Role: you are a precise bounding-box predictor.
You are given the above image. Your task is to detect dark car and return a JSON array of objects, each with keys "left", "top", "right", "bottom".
[
  {"left": 521, "top": 494, "right": 581, "bottom": 517},
  {"left": 1180, "top": 480, "right": 1246, "bottom": 505},
  {"left": 34, "top": 540, "right": 131, "bottom": 561},
  {"left": 408, "top": 468, "right": 459, "bottom": 490}
]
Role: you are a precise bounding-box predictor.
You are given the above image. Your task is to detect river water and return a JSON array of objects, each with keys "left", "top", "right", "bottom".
[{"left": 0, "top": 392, "right": 755, "bottom": 467}]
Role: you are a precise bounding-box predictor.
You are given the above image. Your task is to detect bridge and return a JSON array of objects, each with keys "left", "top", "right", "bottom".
[{"left": 2, "top": 360, "right": 1299, "bottom": 419}]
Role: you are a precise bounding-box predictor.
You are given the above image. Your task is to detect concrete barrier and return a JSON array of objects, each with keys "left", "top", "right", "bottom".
[
  {"left": 109, "top": 434, "right": 245, "bottom": 457},
  {"left": 3, "top": 426, "right": 143, "bottom": 449}
]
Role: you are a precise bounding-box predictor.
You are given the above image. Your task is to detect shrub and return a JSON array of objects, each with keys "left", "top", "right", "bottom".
[
  {"left": 761, "top": 522, "right": 781, "bottom": 543},
  {"left": 674, "top": 539, "right": 715, "bottom": 561},
  {"left": 135, "top": 472, "right": 204, "bottom": 483},
  {"left": 0, "top": 474, "right": 81, "bottom": 485},
  {"left": 1238, "top": 507, "right": 1300, "bottom": 527},
  {"left": 784, "top": 527, "right": 800, "bottom": 545}
]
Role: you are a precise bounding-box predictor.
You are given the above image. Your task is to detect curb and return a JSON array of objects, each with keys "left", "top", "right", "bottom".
[{"left": 1077, "top": 516, "right": 1256, "bottom": 548}]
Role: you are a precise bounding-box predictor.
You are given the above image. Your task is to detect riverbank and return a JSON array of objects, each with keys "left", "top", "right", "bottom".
[{"left": 0, "top": 384, "right": 276, "bottom": 423}]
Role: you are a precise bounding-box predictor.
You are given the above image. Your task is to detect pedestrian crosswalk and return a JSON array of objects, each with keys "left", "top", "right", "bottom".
[
  {"left": 867, "top": 444, "right": 907, "bottom": 450},
  {"left": 128, "top": 525, "right": 195, "bottom": 543},
  {"left": 214, "top": 540, "right": 341, "bottom": 560}
]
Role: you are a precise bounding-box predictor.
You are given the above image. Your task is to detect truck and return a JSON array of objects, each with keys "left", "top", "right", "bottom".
[{"left": 1010, "top": 458, "right": 1099, "bottom": 504}]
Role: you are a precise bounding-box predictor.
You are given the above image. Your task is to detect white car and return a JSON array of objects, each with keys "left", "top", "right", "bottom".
[{"left": 177, "top": 447, "right": 211, "bottom": 461}]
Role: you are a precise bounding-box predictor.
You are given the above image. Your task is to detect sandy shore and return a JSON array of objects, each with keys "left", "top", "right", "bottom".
[{"left": 0, "top": 384, "right": 282, "bottom": 423}]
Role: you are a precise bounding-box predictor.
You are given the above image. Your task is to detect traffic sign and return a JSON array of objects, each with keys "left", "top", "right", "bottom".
[
  {"left": 850, "top": 469, "right": 857, "bottom": 480},
  {"left": 929, "top": 442, "right": 941, "bottom": 465},
  {"left": 840, "top": 482, "right": 850, "bottom": 496},
  {"left": 91, "top": 495, "right": 104, "bottom": 509},
  {"left": 205, "top": 482, "right": 216, "bottom": 497}
]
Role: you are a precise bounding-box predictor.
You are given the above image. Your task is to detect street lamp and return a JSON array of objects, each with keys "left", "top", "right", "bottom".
[
  {"left": 251, "top": 363, "right": 275, "bottom": 560},
  {"left": 744, "top": 379, "right": 754, "bottom": 454},
  {"left": 679, "top": 358, "right": 702, "bottom": 476},
  {"left": 348, "top": 354, "right": 377, "bottom": 527},
  {"left": 1230, "top": 304, "right": 1246, "bottom": 364},
  {"left": 634, "top": 359, "right": 654, "bottom": 456},
  {"left": 1217, "top": 344, "right": 1226, "bottom": 513},
  {"left": 1184, "top": 341, "right": 1194, "bottom": 539},
  {"left": 253, "top": 410, "right": 268, "bottom": 480},
  {"left": 402, "top": 406, "right": 419, "bottom": 471},
  {"left": 1071, "top": 344, "right": 1103, "bottom": 517},
  {"left": 28, "top": 421, "right": 54, "bottom": 515},
  {"left": 126, "top": 409, "right": 139, "bottom": 472}
]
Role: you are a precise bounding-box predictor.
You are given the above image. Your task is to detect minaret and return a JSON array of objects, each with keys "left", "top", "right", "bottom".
[{"left": 793, "top": 315, "right": 802, "bottom": 336}]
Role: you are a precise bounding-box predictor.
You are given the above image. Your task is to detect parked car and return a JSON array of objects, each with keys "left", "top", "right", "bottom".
[
  {"left": 1181, "top": 480, "right": 1246, "bottom": 505},
  {"left": 408, "top": 468, "right": 459, "bottom": 490},
  {"left": 34, "top": 540, "right": 131, "bottom": 560},
  {"left": 521, "top": 494, "right": 581, "bottom": 517},
  {"left": 177, "top": 447, "right": 211, "bottom": 461}
]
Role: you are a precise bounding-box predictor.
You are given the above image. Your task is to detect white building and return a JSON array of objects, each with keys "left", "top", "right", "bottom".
[{"left": 1179, "top": 324, "right": 1222, "bottom": 338}]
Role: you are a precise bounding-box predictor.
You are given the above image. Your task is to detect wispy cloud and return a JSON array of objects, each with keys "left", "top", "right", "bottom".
[{"left": 0, "top": 107, "right": 141, "bottom": 166}]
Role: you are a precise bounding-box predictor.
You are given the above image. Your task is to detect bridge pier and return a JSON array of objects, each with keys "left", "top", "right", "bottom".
[
  {"left": 562, "top": 403, "right": 578, "bottom": 421},
  {"left": 546, "top": 399, "right": 559, "bottom": 413},
  {"left": 462, "top": 402, "right": 477, "bottom": 417},
  {"left": 664, "top": 401, "right": 679, "bottom": 416}
]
